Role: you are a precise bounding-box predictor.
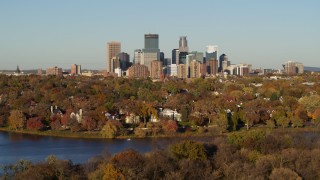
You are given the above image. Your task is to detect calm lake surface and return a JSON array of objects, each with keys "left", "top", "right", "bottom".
[{"left": 0, "top": 131, "right": 180, "bottom": 166}]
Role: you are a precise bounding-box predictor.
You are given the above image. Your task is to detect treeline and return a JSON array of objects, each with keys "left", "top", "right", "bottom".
[
  {"left": 2, "top": 130, "right": 320, "bottom": 179},
  {"left": 0, "top": 74, "right": 320, "bottom": 137}
]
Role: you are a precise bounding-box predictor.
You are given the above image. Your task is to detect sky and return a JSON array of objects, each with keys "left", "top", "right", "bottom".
[{"left": 1, "top": 0, "right": 320, "bottom": 70}]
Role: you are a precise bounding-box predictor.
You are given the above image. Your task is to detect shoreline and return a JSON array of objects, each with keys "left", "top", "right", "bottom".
[{"left": 0, "top": 127, "right": 221, "bottom": 140}]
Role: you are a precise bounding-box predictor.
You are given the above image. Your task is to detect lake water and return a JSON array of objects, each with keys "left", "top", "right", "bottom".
[{"left": 0, "top": 131, "right": 179, "bottom": 166}]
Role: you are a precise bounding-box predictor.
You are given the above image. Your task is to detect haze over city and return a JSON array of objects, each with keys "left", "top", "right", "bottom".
[{"left": 1, "top": 0, "right": 319, "bottom": 70}]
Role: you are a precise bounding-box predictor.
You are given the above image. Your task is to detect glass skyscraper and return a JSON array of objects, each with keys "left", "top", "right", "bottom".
[{"left": 142, "top": 34, "right": 160, "bottom": 71}]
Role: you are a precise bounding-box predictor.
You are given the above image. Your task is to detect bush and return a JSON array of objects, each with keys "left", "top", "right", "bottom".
[{"left": 169, "top": 140, "right": 207, "bottom": 161}]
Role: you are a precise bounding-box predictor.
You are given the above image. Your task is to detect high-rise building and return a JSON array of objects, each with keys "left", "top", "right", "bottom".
[
  {"left": 179, "top": 36, "right": 189, "bottom": 53},
  {"left": 128, "top": 64, "right": 150, "bottom": 78},
  {"left": 118, "top": 52, "right": 130, "bottom": 71},
  {"left": 177, "top": 64, "right": 187, "bottom": 79},
  {"left": 235, "top": 65, "right": 250, "bottom": 76},
  {"left": 46, "top": 66, "right": 63, "bottom": 76},
  {"left": 207, "top": 58, "right": 218, "bottom": 76},
  {"left": 111, "top": 57, "right": 120, "bottom": 73},
  {"left": 172, "top": 49, "right": 179, "bottom": 65},
  {"left": 150, "top": 60, "right": 162, "bottom": 79},
  {"left": 219, "top": 54, "right": 228, "bottom": 72},
  {"left": 206, "top": 45, "right": 218, "bottom": 62},
  {"left": 71, "top": 64, "right": 81, "bottom": 75},
  {"left": 142, "top": 34, "right": 160, "bottom": 70},
  {"left": 283, "top": 61, "right": 304, "bottom": 74},
  {"left": 189, "top": 60, "right": 201, "bottom": 78},
  {"left": 168, "top": 64, "right": 178, "bottom": 76},
  {"left": 134, "top": 49, "right": 143, "bottom": 64},
  {"left": 160, "top": 52, "right": 165, "bottom": 65},
  {"left": 107, "top": 41, "right": 121, "bottom": 72},
  {"left": 189, "top": 51, "right": 204, "bottom": 63}
]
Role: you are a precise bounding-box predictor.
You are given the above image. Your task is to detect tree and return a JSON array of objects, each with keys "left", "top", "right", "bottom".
[
  {"left": 276, "top": 116, "right": 290, "bottom": 129},
  {"left": 8, "top": 110, "right": 26, "bottom": 130},
  {"left": 26, "top": 117, "right": 45, "bottom": 131},
  {"left": 162, "top": 120, "right": 178, "bottom": 135},
  {"left": 102, "top": 164, "right": 125, "bottom": 180},
  {"left": 269, "top": 168, "right": 301, "bottom": 180},
  {"left": 290, "top": 116, "right": 304, "bottom": 128},
  {"left": 82, "top": 116, "right": 97, "bottom": 131},
  {"left": 101, "top": 120, "right": 125, "bottom": 138},
  {"left": 169, "top": 140, "right": 207, "bottom": 161},
  {"left": 298, "top": 95, "right": 320, "bottom": 113}
]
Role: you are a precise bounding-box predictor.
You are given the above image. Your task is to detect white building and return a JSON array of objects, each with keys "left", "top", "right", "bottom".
[{"left": 168, "top": 64, "right": 178, "bottom": 76}]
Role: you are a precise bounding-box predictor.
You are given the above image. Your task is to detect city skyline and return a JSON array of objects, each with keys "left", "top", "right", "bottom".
[{"left": 1, "top": 0, "right": 320, "bottom": 70}]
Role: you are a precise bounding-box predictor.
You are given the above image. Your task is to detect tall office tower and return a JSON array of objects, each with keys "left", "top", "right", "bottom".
[
  {"left": 178, "top": 36, "right": 189, "bottom": 65},
  {"left": 172, "top": 49, "right": 179, "bottom": 64},
  {"left": 118, "top": 52, "right": 130, "bottom": 71},
  {"left": 107, "top": 41, "right": 121, "bottom": 72},
  {"left": 142, "top": 34, "right": 160, "bottom": 71},
  {"left": 189, "top": 60, "right": 201, "bottom": 78},
  {"left": 150, "top": 60, "right": 162, "bottom": 79},
  {"left": 179, "top": 36, "right": 189, "bottom": 52},
  {"left": 71, "top": 64, "right": 81, "bottom": 75},
  {"left": 134, "top": 49, "right": 143, "bottom": 64},
  {"left": 207, "top": 58, "right": 218, "bottom": 76},
  {"left": 219, "top": 54, "right": 228, "bottom": 72},
  {"left": 206, "top": 45, "right": 218, "bottom": 62},
  {"left": 128, "top": 64, "right": 150, "bottom": 78}
]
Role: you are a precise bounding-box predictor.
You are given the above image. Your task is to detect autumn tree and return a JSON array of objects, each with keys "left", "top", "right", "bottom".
[
  {"left": 26, "top": 117, "right": 45, "bottom": 131},
  {"left": 101, "top": 120, "right": 125, "bottom": 138},
  {"left": 298, "top": 94, "right": 320, "bottom": 113},
  {"left": 8, "top": 110, "right": 26, "bottom": 130}
]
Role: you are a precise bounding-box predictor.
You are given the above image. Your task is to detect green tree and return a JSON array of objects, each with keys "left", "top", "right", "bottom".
[{"left": 169, "top": 140, "right": 207, "bottom": 161}]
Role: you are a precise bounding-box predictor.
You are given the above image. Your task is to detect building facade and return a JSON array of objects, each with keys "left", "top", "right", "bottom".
[
  {"left": 179, "top": 36, "right": 189, "bottom": 53},
  {"left": 150, "top": 60, "right": 162, "bottom": 79},
  {"left": 118, "top": 52, "right": 130, "bottom": 71},
  {"left": 142, "top": 34, "right": 160, "bottom": 71},
  {"left": 189, "top": 60, "right": 201, "bottom": 78},
  {"left": 46, "top": 66, "right": 63, "bottom": 76},
  {"left": 107, "top": 41, "right": 121, "bottom": 72},
  {"left": 177, "top": 64, "right": 187, "bottom": 79},
  {"left": 206, "top": 45, "right": 219, "bottom": 62},
  {"left": 219, "top": 54, "right": 228, "bottom": 72},
  {"left": 207, "top": 59, "right": 218, "bottom": 76},
  {"left": 172, "top": 49, "right": 179, "bottom": 65},
  {"left": 283, "top": 61, "right": 304, "bottom": 75},
  {"left": 128, "top": 64, "right": 150, "bottom": 78},
  {"left": 71, "top": 64, "right": 81, "bottom": 75}
]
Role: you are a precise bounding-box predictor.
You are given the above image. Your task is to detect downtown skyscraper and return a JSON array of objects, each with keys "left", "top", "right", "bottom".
[
  {"left": 107, "top": 41, "right": 121, "bottom": 72},
  {"left": 142, "top": 34, "right": 160, "bottom": 70}
]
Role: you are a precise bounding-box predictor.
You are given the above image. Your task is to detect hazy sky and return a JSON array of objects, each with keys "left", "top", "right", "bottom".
[{"left": 1, "top": 0, "right": 319, "bottom": 70}]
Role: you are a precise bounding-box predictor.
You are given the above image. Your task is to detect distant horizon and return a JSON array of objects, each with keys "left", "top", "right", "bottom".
[{"left": 1, "top": 0, "right": 319, "bottom": 70}]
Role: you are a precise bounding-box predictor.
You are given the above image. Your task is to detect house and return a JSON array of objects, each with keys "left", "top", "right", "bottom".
[
  {"left": 125, "top": 113, "right": 140, "bottom": 124},
  {"left": 159, "top": 108, "right": 182, "bottom": 121}
]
